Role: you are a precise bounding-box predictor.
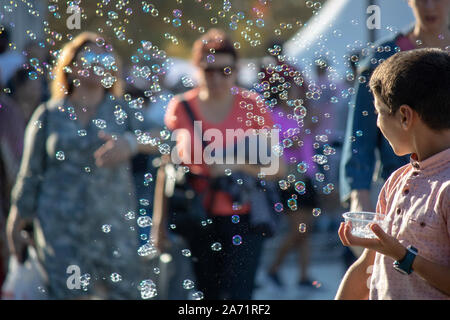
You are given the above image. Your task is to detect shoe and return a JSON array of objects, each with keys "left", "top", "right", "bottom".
[
  {"left": 298, "top": 279, "right": 321, "bottom": 289},
  {"left": 267, "top": 272, "right": 283, "bottom": 287}
]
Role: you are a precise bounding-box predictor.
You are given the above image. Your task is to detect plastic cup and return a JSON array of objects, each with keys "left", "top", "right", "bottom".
[{"left": 342, "top": 211, "right": 387, "bottom": 239}]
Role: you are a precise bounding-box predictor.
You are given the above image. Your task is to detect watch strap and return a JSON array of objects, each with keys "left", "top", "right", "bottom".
[{"left": 394, "top": 245, "right": 418, "bottom": 275}]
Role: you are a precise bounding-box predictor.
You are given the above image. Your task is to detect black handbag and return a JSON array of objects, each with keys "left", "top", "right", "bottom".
[{"left": 164, "top": 96, "right": 214, "bottom": 239}]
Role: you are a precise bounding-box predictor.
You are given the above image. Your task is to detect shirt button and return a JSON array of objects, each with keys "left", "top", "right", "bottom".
[
  {"left": 412, "top": 172, "right": 419, "bottom": 176},
  {"left": 403, "top": 189, "right": 409, "bottom": 195},
  {"left": 396, "top": 208, "right": 401, "bottom": 214},
  {"left": 420, "top": 222, "right": 426, "bottom": 227}
]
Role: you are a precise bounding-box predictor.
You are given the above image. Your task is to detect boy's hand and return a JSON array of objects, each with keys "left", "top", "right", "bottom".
[{"left": 339, "top": 221, "right": 407, "bottom": 261}]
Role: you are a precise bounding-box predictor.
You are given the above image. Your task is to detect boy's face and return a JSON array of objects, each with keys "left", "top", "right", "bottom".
[{"left": 374, "top": 97, "right": 412, "bottom": 156}]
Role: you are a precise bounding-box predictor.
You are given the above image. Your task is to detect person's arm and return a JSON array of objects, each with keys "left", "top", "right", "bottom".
[
  {"left": 8, "top": 104, "right": 47, "bottom": 262},
  {"left": 339, "top": 66, "right": 379, "bottom": 205},
  {"left": 6, "top": 205, "right": 33, "bottom": 263},
  {"left": 350, "top": 189, "right": 373, "bottom": 212},
  {"left": 150, "top": 158, "right": 171, "bottom": 252},
  {"left": 340, "top": 221, "right": 450, "bottom": 297},
  {"left": 335, "top": 248, "right": 375, "bottom": 300}
]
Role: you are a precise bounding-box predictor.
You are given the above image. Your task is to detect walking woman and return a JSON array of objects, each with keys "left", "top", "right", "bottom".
[
  {"left": 7, "top": 32, "right": 146, "bottom": 299},
  {"left": 151, "top": 29, "right": 279, "bottom": 300}
]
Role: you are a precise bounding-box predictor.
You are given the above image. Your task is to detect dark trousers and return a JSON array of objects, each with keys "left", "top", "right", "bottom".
[{"left": 185, "top": 214, "right": 264, "bottom": 300}]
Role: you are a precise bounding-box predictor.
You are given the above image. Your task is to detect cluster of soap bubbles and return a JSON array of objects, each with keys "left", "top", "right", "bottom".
[
  {"left": 138, "top": 279, "right": 157, "bottom": 299},
  {"left": 1, "top": 0, "right": 365, "bottom": 299}
]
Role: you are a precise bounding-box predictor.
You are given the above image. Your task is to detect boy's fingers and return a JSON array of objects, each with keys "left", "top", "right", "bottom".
[
  {"left": 338, "top": 222, "right": 350, "bottom": 246},
  {"left": 370, "top": 223, "right": 387, "bottom": 241}
]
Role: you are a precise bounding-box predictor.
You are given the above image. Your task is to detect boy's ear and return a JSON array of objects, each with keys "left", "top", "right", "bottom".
[{"left": 398, "top": 104, "right": 414, "bottom": 129}]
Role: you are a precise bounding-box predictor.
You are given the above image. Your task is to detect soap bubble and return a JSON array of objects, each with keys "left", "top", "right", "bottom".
[
  {"left": 110, "top": 273, "right": 122, "bottom": 282},
  {"left": 158, "top": 143, "right": 171, "bottom": 155},
  {"left": 125, "top": 211, "right": 136, "bottom": 220},
  {"left": 211, "top": 242, "right": 222, "bottom": 251},
  {"left": 93, "top": 119, "right": 107, "bottom": 129},
  {"left": 181, "top": 249, "right": 191, "bottom": 257},
  {"left": 28, "top": 71, "right": 38, "bottom": 80},
  {"left": 315, "top": 172, "right": 325, "bottom": 182},
  {"left": 206, "top": 54, "right": 215, "bottom": 63},
  {"left": 274, "top": 202, "right": 284, "bottom": 213},
  {"left": 182, "top": 279, "right": 195, "bottom": 290},
  {"left": 102, "top": 224, "right": 112, "bottom": 233},
  {"left": 255, "top": 18, "right": 265, "bottom": 28},
  {"left": 172, "top": 18, "right": 181, "bottom": 27},
  {"left": 287, "top": 198, "right": 297, "bottom": 210},
  {"left": 137, "top": 243, "right": 157, "bottom": 257},
  {"left": 173, "top": 9, "right": 182, "bottom": 17},
  {"left": 181, "top": 76, "right": 195, "bottom": 88},
  {"left": 137, "top": 216, "right": 152, "bottom": 228},
  {"left": 80, "top": 273, "right": 91, "bottom": 291},
  {"left": 312, "top": 208, "right": 321, "bottom": 217},
  {"left": 139, "top": 279, "right": 157, "bottom": 299},
  {"left": 294, "top": 181, "right": 306, "bottom": 194},
  {"left": 299, "top": 223, "right": 307, "bottom": 233},
  {"left": 297, "top": 162, "right": 308, "bottom": 174},
  {"left": 322, "top": 183, "right": 335, "bottom": 195},
  {"left": 232, "top": 235, "right": 242, "bottom": 246},
  {"left": 144, "top": 173, "right": 153, "bottom": 186},
  {"left": 192, "top": 291, "right": 204, "bottom": 300},
  {"left": 56, "top": 151, "right": 65, "bottom": 161},
  {"left": 293, "top": 106, "right": 307, "bottom": 119},
  {"left": 278, "top": 180, "right": 289, "bottom": 190},
  {"left": 223, "top": 66, "right": 232, "bottom": 75},
  {"left": 231, "top": 215, "right": 240, "bottom": 224}
]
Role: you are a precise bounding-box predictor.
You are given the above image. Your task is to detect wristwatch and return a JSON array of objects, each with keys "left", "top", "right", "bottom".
[{"left": 393, "top": 245, "right": 418, "bottom": 275}]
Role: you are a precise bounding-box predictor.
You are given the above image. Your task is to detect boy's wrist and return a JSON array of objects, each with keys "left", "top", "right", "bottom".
[{"left": 392, "top": 245, "right": 408, "bottom": 262}]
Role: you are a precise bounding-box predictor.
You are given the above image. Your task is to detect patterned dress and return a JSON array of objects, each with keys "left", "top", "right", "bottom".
[{"left": 11, "top": 95, "right": 148, "bottom": 299}]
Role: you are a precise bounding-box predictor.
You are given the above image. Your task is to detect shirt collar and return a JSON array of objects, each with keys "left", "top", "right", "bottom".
[{"left": 410, "top": 148, "right": 450, "bottom": 171}]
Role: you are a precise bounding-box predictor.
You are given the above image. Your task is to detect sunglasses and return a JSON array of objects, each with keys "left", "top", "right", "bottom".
[{"left": 203, "top": 65, "right": 235, "bottom": 76}]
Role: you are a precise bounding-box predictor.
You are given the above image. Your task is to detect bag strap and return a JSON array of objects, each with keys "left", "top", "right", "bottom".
[
  {"left": 179, "top": 95, "right": 209, "bottom": 150},
  {"left": 178, "top": 95, "right": 218, "bottom": 211}
]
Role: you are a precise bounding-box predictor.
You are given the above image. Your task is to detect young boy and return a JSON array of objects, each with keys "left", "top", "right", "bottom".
[{"left": 335, "top": 48, "right": 450, "bottom": 300}]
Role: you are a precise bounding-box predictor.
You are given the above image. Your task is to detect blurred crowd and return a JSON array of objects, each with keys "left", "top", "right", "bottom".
[
  {"left": 1, "top": 0, "right": 447, "bottom": 300},
  {"left": 0, "top": 27, "right": 353, "bottom": 300}
]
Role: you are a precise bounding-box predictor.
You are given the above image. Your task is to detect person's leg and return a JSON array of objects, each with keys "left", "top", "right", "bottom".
[
  {"left": 268, "top": 218, "right": 298, "bottom": 274},
  {"left": 290, "top": 207, "right": 313, "bottom": 284},
  {"left": 185, "top": 224, "right": 222, "bottom": 300},
  {"left": 296, "top": 232, "right": 311, "bottom": 283},
  {"left": 216, "top": 215, "right": 264, "bottom": 300},
  {"left": 268, "top": 189, "right": 295, "bottom": 277}
]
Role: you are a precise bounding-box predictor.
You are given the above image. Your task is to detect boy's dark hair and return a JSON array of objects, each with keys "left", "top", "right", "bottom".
[{"left": 369, "top": 48, "right": 450, "bottom": 130}]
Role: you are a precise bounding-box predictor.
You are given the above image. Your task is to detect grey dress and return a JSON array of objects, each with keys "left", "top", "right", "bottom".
[{"left": 11, "top": 95, "right": 149, "bottom": 299}]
